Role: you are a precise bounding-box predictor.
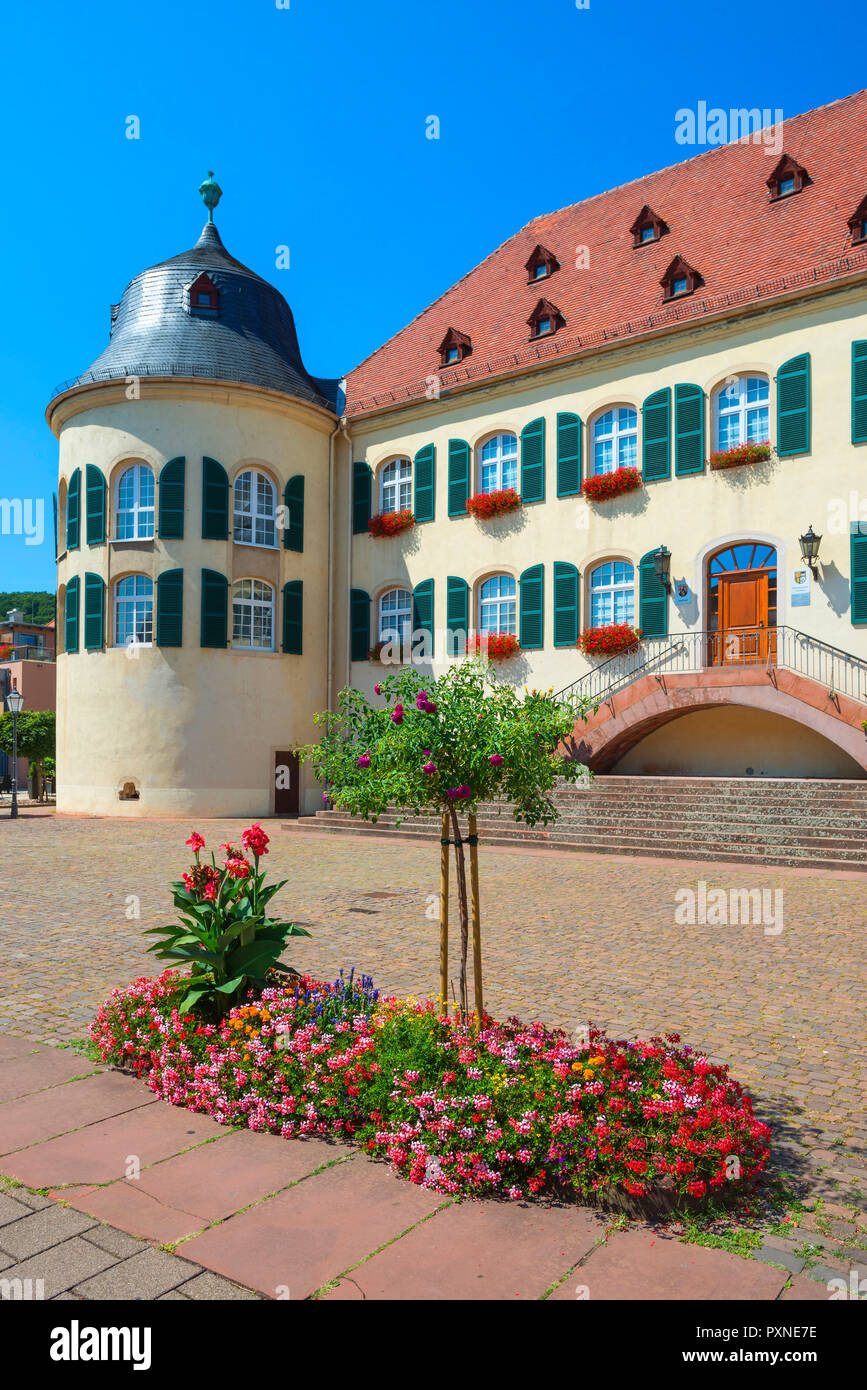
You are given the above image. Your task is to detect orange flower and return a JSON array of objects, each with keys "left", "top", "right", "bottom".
[{"left": 583, "top": 1069, "right": 595, "bottom": 1080}]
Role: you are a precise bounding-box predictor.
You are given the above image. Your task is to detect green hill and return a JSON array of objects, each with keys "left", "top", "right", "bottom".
[{"left": 0, "top": 591, "right": 56, "bottom": 625}]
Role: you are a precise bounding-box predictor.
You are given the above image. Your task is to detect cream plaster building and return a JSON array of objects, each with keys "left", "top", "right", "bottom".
[{"left": 48, "top": 95, "right": 867, "bottom": 816}]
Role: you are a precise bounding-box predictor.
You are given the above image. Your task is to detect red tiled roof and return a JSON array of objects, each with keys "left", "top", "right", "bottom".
[{"left": 345, "top": 90, "right": 867, "bottom": 418}]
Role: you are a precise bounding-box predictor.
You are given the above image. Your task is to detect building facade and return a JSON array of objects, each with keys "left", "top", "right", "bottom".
[{"left": 48, "top": 96, "right": 867, "bottom": 816}]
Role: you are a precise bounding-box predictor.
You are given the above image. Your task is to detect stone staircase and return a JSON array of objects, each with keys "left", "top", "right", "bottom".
[{"left": 282, "top": 776, "right": 867, "bottom": 872}]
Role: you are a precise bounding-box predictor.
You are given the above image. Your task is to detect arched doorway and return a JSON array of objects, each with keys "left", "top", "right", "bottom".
[{"left": 708, "top": 541, "right": 777, "bottom": 666}]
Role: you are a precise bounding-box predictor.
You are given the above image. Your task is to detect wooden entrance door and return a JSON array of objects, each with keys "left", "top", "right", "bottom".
[
  {"left": 274, "top": 751, "right": 300, "bottom": 816},
  {"left": 717, "top": 570, "right": 774, "bottom": 664}
]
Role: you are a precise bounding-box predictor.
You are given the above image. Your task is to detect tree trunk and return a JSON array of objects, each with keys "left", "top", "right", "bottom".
[
  {"left": 468, "top": 813, "right": 483, "bottom": 1022},
  {"left": 450, "top": 808, "right": 470, "bottom": 1017},
  {"left": 439, "top": 813, "right": 449, "bottom": 1014}
]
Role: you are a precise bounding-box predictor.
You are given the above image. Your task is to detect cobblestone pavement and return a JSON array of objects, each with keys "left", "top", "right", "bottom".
[{"left": 1, "top": 814, "right": 866, "bottom": 1255}]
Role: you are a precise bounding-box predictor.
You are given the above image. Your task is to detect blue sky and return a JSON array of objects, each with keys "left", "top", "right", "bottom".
[{"left": 1, "top": 0, "right": 864, "bottom": 592}]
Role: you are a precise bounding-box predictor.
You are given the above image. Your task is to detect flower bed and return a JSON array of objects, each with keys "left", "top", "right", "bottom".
[
  {"left": 709, "top": 441, "right": 772, "bottom": 471},
  {"left": 465, "top": 632, "right": 520, "bottom": 661},
  {"left": 91, "top": 971, "right": 770, "bottom": 1206},
  {"left": 581, "top": 467, "right": 642, "bottom": 503},
  {"left": 368, "top": 509, "right": 415, "bottom": 538},
  {"left": 578, "top": 624, "right": 642, "bottom": 657},
  {"left": 466, "top": 489, "right": 521, "bottom": 520}
]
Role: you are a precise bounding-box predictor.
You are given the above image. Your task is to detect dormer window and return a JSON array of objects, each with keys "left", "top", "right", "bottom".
[
  {"left": 629, "top": 204, "right": 668, "bottom": 247},
  {"left": 188, "top": 272, "right": 219, "bottom": 317},
  {"left": 437, "top": 327, "right": 472, "bottom": 368},
  {"left": 524, "top": 244, "right": 560, "bottom": 283},
  {"left": 660, "top": 255, "right": 702, "bottom": 302},
  {"left": 766, "top": 154, "right": 809, "bottom": 201},
  {"left": 528, "top": 297, "right": 564, "bottom": 339},
  {"left": 847, "top": 196, "right": 867, "bottom": 245}
]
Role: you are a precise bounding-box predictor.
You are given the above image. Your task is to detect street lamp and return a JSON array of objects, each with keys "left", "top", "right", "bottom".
[
  {"left": 5, "top": 681, "right": 24, "bottom": 819},
  {"left": 799, "top": 525, "right": 822, "bottom": 575},
  {"left": 653, "top": 545, "right": 672, "bottom": 590}
]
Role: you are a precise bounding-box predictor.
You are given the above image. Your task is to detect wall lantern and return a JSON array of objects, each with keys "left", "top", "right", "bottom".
[
  {"left": 798, "top": 525, "right": 822, "bottom": 574},
  {"left": 653, "top": 545, "right": 672, "bottom": 590}
]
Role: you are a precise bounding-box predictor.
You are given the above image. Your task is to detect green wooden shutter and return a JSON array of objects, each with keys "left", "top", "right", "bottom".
[
  {"left": 447, "top": 439, "right": 470, "bottom": 515},
  {"left": 777, "top": 353, "right": 811, "bottom": 456},
  {"left": 639, "top": 549, "right": 668, "bottom": 638},
  {"left": 413, "top": 579, "right": 434, "bottom": 653},
  {"left": 852, "top": 342, "right": 867, "bottom": 444},
  {"left": 85, "top": 465, "right": 106, "bottom": 545},
  {"left": 283, "top": 475, "right": 304, "bottom": 551},
  {"left": 64, "top": 576, "right": 79, "bottom": 653},
  {"left": 446, "top": 575, "right": 469, "bottom": 655},
  {"left": 200, "top": 569, "right": 228, "bottom": 648},
  {"left": 413, "top": 444, "right": 436, "bottom": 522},
  {"left": 520, "top": 418, "right": 545, "bottom": 502},
  {"left": 352, "top": 461, "right": 372, "bottom": 534},
  {"left": 158, "top": 457, "right": 185, "bottom": 539},
  {"left": 674, "top": 384, "right": 704, "bottom": 475},
  {"left": 553, "top": 561, "right": 579, "bottom": 646},
  {"left": 556, "top": 413, "right": 582, "bottom": 497},
  {"left": 643, "top": 388, "right": 671, "bottom": 481},
  {"left": 282, "top": 580, "right": 303, "bottom": 653},
  {"left": 519, "top": 564, "right": 544, "bottom": 649},
  {"left": 66, "top": 468, "right": 80, "bottom": 550},
  {"left": 851, "top": 529, "right": 867, "bottom": 625},
  {"left": 202, "top": 457, "right": 229, "bottom": 539},
  {"left": 83, "top": 572, "right": 105, "bottom": 651},
  {"left": 350, "top": 588, "right": 371, "bottom": 660},
  {"left": 156, "top": 569, "right": 183, "bottom": 647}
]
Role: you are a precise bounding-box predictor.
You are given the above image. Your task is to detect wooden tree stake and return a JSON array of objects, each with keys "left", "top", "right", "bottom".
[
  {"left": 468, "top": 812, "right": 483, "bottom": 1023},
  {"left": 439, "top": 812, "right": 449, "bottom": 1015}
]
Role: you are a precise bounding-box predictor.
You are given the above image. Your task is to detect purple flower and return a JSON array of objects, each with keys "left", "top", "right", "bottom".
[
  {"left": 391, "top": 703, "right": 404, "bottom": 725},
  {"left": 422, "top": 762, "right": 437, "bottom": 775},
  {"left": 458, "top": 785, "right": 471, "bottom": 798},
  {"left": 445, "top": 787, "right": 459, "bottom": 800},
  {"left": 416, "top": 692, "right": 428, "bottom": 709},
  {"left": 357, "top": 754, "right": 371, "bottom": 768},
  {"left": 424, "top": 700, "right": 437, "bottom": 714},
  {"left": 422, "top": 749, "right": 432, "bottom": 757},
  {"left": 374, "top": 683, "right": 382, "bottom": 695},
  {"left": 489, "top": 753, "right": 504, "bottom": 766}
]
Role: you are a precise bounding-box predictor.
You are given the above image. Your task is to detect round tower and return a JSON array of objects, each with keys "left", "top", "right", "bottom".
[{"left": 47, "top": 178, "right": 339, "bottom": 817}]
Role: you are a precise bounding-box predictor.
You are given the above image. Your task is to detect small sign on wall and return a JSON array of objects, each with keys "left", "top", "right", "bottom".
[
  {"left": 672, "top": 579, "right": 691, "bottom": 605},
  {"left": 790, "top": 566, "right": 811, "bottom": 607}
]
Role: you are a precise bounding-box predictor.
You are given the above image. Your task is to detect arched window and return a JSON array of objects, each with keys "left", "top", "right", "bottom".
[
  {"left": 232, "top": 579, "right": 275, "bottom": 650},
  {"left": 114, "top": 575, "right": 153, "bottom": 647},
  {"left": 380, "top": 458, "right": 412, "bottom": 514},
  {"left": 233, "top": 470, "right": 277, "bottom": 548},
  {"left": 116, "top": 464, "right": 155, "bottom": 540},
  {"left": 592, "top": 408, "right": 638, "bottom": 476},
  {"left": 714, "top": 376, "right": 770, "bottom": 450},
  {"left": 478, "top": 574, "right": 517, "bottom": 635},
  {"left": 378, "top": 588, "right": 413, "bottom": 646},
  {"left": 478, "top": 433, "right": 518, "bottom": 494},
  {"left": 589, "top": 560, "right": 635, "bottom": 626}
]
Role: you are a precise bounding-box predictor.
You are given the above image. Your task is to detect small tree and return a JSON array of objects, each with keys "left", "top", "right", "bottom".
[
  {"left": 301, "top": 661, "right": 593, "bottom": 1017},
  {"left": 0, "top": 710, "right": 55, "bottom": 802}
]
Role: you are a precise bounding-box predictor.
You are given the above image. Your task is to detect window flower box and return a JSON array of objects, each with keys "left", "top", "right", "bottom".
[
  {"left": 709, "top": 441, "right": 772, "bottom": 471},
  {"left": 466, "top": 632, "right": 520, "bottom": 660},
  {"left": 368, "top": 509, "right": 415, "bottom": 538},
  {"left": 578, "top": 624, "right": 642, "bottom": 657},
  {"left": 466, "top": 488, "right": 521, "bottom": 520},
  {"left": 581, "top": 467, "right": 642, "bottom": 503}
]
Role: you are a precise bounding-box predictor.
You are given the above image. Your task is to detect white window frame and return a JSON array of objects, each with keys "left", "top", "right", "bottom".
[
  {"left": 232, "top": 578, "right": 275, "bottom": 651},
  {"left": 115, "top": 464, "right": 155, "bottom": 540},
  {"left": 379, "top": 458, "right": 412, "bottom": 515},
  {"left": 589, "top": 560, "right": 635, "bottom": 627},
  {"left": 378, "top": 588, "right": 413, "bottom": 647},
  {"left": 233, "top": 470, "right": 277, "bottom": 549},
  {"left": 592, "top": 407, "right": 638, "bottom": 476},
  {"left": 714, "top": 376, "right": 770, "bottom": 451},
  {"left": 478, "top": 433, "right": 518, "bottom": 494},
  {"left": 114, "top": 574, "right": 153, "bottom": 648},
  {"left": 478, "top": 574, "right": 517, "bottom": 635}
]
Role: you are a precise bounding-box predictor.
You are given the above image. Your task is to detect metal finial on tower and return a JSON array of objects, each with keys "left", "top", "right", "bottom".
[{"left": 198, "top": 170, "right": 223, "bottom": 223}]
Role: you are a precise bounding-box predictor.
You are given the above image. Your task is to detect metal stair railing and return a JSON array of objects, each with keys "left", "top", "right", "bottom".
[{"left": 555, "top": 627, "right": 867, "bottom": 708}]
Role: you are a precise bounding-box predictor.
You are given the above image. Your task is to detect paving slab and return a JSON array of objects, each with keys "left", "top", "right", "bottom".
[
  {"left": 0, "top": 1036, "right": 41, "bottom": 1063},
  {"left": 0, "top": 1191, "right": 32, "bottom": 1228},
  {"left": 0, "top": 1073, "right": 155, "bottom": 1156},
  {"left": 181, "top": 1155, "right": 446, "bottom": 1299},
  {"left": 1, "top": 1093, "right": 222, "bottom": 1186},
  {"left": 0, "top": 1237, "right": 116, "bottom": 1298},
  {"left": 0, "top": 1049, "right": 98, "bottom": 1103},
  {"left": 81, "top": 1224, "right": 147, "bottom": 1258},
  {"left": 546, "top": 1230, "right": 789, "bottom": 1301},
  {"left": 70, "top": 1181, "right": 206, "bottom": 1244},
  {"left": 133, "top": 1128, "right": 352, "bottom": 1223},
  {"left": 74, "top": 1246, "right": 203, "bottom": 1300},
  {"left": 322, "top": 1198, "right": 604, "bottom": 1300},
  {"left": 181, "top": 1271, "right": 262, "bottom": 1300},
  {"left": 0, "top": 1204, "right": 97, "bottom": 1260},
  {"left": 780, "top": 1274, "right": 837, "bottom": 1300}
]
